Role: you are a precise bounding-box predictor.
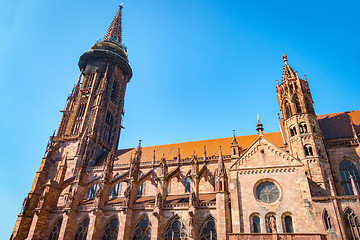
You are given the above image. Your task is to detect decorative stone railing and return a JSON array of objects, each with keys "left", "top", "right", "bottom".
[
  {"left": 325, "top": 138, "right": 359, "bottom": 147},
  {"left": 229, "top": 233, "right": 327, "bottom": 240},
  {"left": 197, "top": 202, "right": 216, "bottom": 208}
]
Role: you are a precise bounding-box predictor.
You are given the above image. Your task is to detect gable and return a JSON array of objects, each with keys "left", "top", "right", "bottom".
[{"left": 230, "top": 135, "right": 302, "bottom": 170}]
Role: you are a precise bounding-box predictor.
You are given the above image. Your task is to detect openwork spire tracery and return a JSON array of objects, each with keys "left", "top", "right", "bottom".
[{"left": 105, "top": 4, "right": 123, "bottom": 43}]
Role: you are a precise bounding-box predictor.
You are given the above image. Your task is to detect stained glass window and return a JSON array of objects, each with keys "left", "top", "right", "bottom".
[
  {"left": 132, "top": 217, "right": 151, "bottom": 240},
  {"left": 88, "top": 184, "right": 99, "bottom": 199},
  {"left": 344, "top": 208, "right": 360, "bottom": 240},
  {"left": 111, "top": 182, "right": 121, "bottom": 197},
  {"left": 74, "top": 217, "right": 90, "bottom": 240},
  {"left": 339, "top": 160, "right": 360, "bottom": 195},
  {"left": 102, "top": 217, "right": 118, "bottom": 240},
  {"left": 256, "top": 182, "right": 280, "bottom": 204},
  {"left": 164, "top": 217, "right": 187, "bottom": 240},
  {"left": 185, "top": 177, "right": 191, "bottom": 193},
  {"left": 200, "top": 217, "right": 216, "bottom": 240},
  {"left": 49, "top": 218, "right": 62, "bottom": 240},
  {"left": 137, "top": 173, "right": 145, "bottom": 196}
]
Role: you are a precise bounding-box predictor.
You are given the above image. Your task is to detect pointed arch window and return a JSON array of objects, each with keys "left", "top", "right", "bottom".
[
  {"left": 110, "top": 80, "right": 118, "bottom": 102},
  {"left": 323, "top": 209, "right": 333, "bottom": 230},
  {"left": 164, "top": 217, "right": 187, "bottom": 240},
  {"left": 111, "top": 182, "right": 122, "bottom": 197},
  {"left": 284, "top": 101, "right": 292, "bottom": 119},
  {"left": 102, "top": 217, "right": 118, "bottom": 240},
  {"left": 200, "top": 217, "right": 217, "bottom": 239},
  {"left": 339, "top": 160, "right": 360, "bottom": 195},
  {"left": 132, "top": 217, "right": 151, "bottom": 240},
  {"left": 138, "top": 173, "right": 145, "bottom": 196},
  {"left": 74, "top": 217, "right": 90, "bottom": 240},
  {"left": 88, "top": 183, "right": 99, "bottom": 199},
  {"left": 185, "top": 177, "right": 191, "bottom": 193},
  {"left": 49, "top": 218, "right": 62, "bottom": 240},
  {"left": 344, "top": 208, "right": 360, "bottom": 240},
  {"left": 294, "top": 97, "right": 302, "bottom": 114},
  {"left": 250, "top": 214, "right": 261, "bottom": 233}
]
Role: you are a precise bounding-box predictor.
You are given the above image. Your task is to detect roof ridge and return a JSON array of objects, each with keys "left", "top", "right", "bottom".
[{"left": 118, "top": 132, "right": 281, "bottom": 150}]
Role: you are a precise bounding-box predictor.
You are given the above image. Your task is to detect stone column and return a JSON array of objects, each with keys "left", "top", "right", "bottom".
[
  {"left": 117, "top": 209, "right": 133, "bottom": 240},
  {"left": 216, "top": 192, "right": 230, "bottom": 240},
  {"left": 86, "top": 209, "right": 104, "bottom": 239}
]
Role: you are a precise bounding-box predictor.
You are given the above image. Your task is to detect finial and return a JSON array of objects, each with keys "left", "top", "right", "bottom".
[
  {"left": 120, "top": 3, "right": 123, "bottom": 8},
  {"left": 304, "top": 74, "right": 307, "bottom": 81},
  {"left": 138, "top": 139, "right": 142, "bottom": 147},
  {"left": 282, "top": 53, "right": 288, "bottom": 63},
  {"left": 276, "top": 79, "right": 279, "bottom": 86},
  {"left": 233, "top": 129, "right": 235, "bottom": 137},
  {"left": 256, "top": 115, "right": 264, "bottom": 135}
]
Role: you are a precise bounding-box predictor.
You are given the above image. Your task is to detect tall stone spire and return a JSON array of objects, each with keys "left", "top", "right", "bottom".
[{"left": 105, "top": 4, "right": 123, "bottom": 43}]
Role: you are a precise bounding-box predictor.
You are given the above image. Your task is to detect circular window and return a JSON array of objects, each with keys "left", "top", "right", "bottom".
[{"left": 255, "top": 181, "right": 280, "bottom": 204}]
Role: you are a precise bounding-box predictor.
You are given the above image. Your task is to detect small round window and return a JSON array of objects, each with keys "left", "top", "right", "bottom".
[{"left": 255, "top": 181, "right": 280, "bottom": 204}]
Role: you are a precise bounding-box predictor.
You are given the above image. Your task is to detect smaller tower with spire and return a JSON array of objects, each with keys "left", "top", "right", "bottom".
[{"left": 276, "top": 54, "right": 331, "bottom": 195}]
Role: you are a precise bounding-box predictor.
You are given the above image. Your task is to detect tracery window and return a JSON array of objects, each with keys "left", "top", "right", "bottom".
[
  {"left": 111, "top": 182, "right": 122, "bottom": 197},
  {"left": 339, "top": 160, "right": 360, "bottom": 195},
  {"left": 88, "top": 183, "right": 99, "bottom": 199},
  {"left": 74, "top": 217, "right": 90, "bottom": 240},
  {"left": 344, "top": 208, "right": 360, "bottom": 240},
  {"left": 110, "top": 80, "right": 118, "bottom": 101},
  {"left": 103, "top": 110, "right": 113, "bottom": 143},
  {"left": 200, "top": 217, "right": 217, "bottom": 239},
  {"left": 102, "top": 217, "right": 118, "bottom": 240},
  {"left": 294, "top": 97, "right": 302, "bottom": 114},
  {"left": 250, "top": 214, "right": 261, "bottom": 233},
  {"left": 323, "top": 209, "right": 333, "bottom": 230},
  {"left": 284, "top": 215, "right": 294, "bottom": 233},
  {"left": 132, "top": 217, "right": 151, "bottom": 240},
  {"left": 255, "top": 182, "right": 280, "bottom": 204},
  {"left": 72, "top": 103, "right": 87, "bottom": 135},
  {"left": 164, "top": 217, "right": 187, "bottom": 240},
  {"left": 304, "top": 145, "right": 313, "bottom": 156},
  {"left": 285, "top": 101, "right": 292, "bottom": 119},
  {"left": 49, "top": 218, "right": 62, "bottom": 240},
  {"left": 185, "top": 177, "right": 191, "bottom": 193}
]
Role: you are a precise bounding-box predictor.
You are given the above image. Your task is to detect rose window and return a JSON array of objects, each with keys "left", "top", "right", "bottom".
[{"left": 255, "top": 182, "right": 280, "bottom": 204}]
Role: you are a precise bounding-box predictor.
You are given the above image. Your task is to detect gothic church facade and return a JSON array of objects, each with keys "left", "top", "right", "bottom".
[{"left": 11, "top": 6, "right": 360, "bottom": 240}]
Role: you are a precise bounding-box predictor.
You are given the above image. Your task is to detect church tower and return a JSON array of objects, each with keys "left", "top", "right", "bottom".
[
  {"left": 276, "top": 55, "right": 331, "bottom": 195},
  {"left": 11, "top": 5, "right": 132, "bottom": 239}
]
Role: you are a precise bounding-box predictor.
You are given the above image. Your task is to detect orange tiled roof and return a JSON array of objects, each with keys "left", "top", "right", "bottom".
[
  {"left": 114, "top": 132, "right": 284, "bottom": 165},
  {"left": 317, "top": 110, "right": 360, "bottom": 140},
  {"left": 113, "top": 110, "right": 360, "bottom": 166}
]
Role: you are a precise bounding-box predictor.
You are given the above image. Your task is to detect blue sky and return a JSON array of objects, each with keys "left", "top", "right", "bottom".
[{"left": 1, "top": 0, "right": 359, "bottom": 237}]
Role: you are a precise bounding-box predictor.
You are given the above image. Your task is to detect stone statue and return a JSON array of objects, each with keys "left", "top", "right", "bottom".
[
  {"left": 190, "top": 191, "right": 196, "bottom": 207},
  {"left": 188, "top": 212, "right": 194, "bottom": 237},
  {"left": 155, "top": 192, "right": 162, "bottom": 208},
  {"left": 269, "top": 215, "right": 276, "bottom": 233}
]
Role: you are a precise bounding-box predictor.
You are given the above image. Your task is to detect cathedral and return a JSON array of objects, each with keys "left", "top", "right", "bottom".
[{"left": 11, "top": 5, "right": 360, "bottom": 240}]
